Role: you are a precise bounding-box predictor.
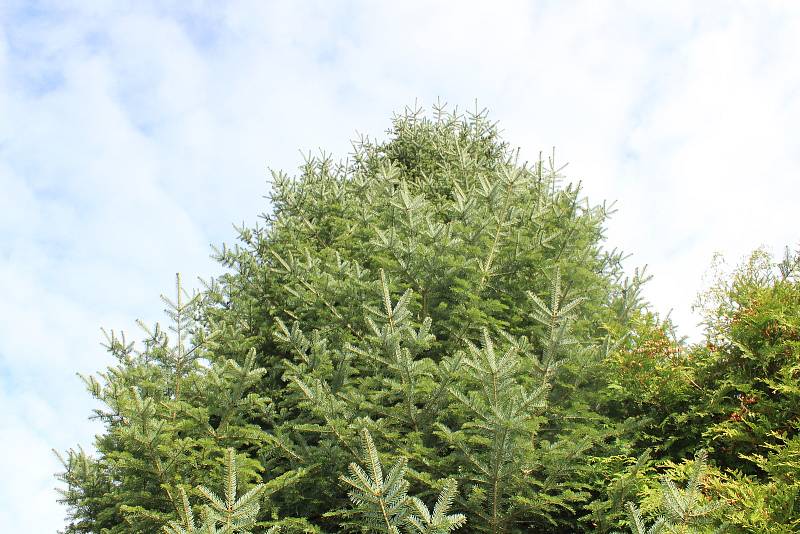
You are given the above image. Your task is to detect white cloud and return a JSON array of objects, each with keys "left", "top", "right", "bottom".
[{"left": 1, "top": 1, "right": 799, "bottom": 530}]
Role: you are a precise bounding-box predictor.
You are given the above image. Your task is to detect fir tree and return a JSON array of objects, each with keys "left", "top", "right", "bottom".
[{"left": 59, "top": 103, "right": 663, "bottom": 532}]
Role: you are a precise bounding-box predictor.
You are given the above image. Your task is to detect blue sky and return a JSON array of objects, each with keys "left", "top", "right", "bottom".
[{"left": 1, "top": 1, "right": 799, "bottom": 530}]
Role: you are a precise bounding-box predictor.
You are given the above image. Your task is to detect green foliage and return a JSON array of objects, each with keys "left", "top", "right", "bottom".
[
  {"left": 436, "top": 327, "right": 550, "bottom": 532},
  {"left": 406, "top": 479, "right": 466, "bottom": 534},
  {"left": 584, "top": 450, "right": 654, "bottom": 532},
  {"left": 656, "top": 451, "right": 724, "bottom": 531},
  {"left": 56, "top": 276, "right": 307, "bottom": 533},
  {"left": 162, "top": 448, "right": 275, "bottom": 534},
  {"left": 623, "top": 502, "right": 665, "bottom": 534},
  {"left": 623, "top": 451, "right": 726, "bottom": 534},
  {"left": 57, "top": 103, "right": 800, "bottom": 532},
  {"left": 340, "top": 428, "right": 465, "bottom": 534},
  {"left": 340, "top": 429, "right": 412, "bottom": 533},
  {"left": 687, "top": 249, "right": 800, "bottom": 467},
  {"left": 707, "top": 428, "right": 800, "bottom": 532}
]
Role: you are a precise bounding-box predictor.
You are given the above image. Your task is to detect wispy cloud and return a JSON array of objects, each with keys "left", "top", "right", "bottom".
[{"left": 1, "top": 1, "right": 799, "bottom": 530}]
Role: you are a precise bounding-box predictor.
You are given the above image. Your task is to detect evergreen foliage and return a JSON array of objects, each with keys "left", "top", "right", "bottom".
[
  {"left": 162, "top": 448, "right": 276, "bottom": 534},
  {"left": 623, "top": 502, "right": 664, "bottom": 534},
  {"left": 626, "top": 450, "right": 725, "bottom": 534},
  {"left": 56, "top": 104, "right": 800, "bottom": 532},
  {"left": 340, "top": 428, "right": 465, "bottom": 534},
  {"left": 340, "top": 429, "right": 413, "bottom": 533}
]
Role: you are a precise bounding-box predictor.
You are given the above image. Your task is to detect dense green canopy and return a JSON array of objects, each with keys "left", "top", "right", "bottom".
[{"left": 57, "top": 105, "right": 800, "bottom": 533}]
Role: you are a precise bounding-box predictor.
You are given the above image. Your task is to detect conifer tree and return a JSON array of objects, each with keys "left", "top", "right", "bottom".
[
  {"left": 57, "top": 277, "right": 308, "bottom": 533},
  {"left": 59, "top": 103, "right": 658, "bottom": 533}
]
